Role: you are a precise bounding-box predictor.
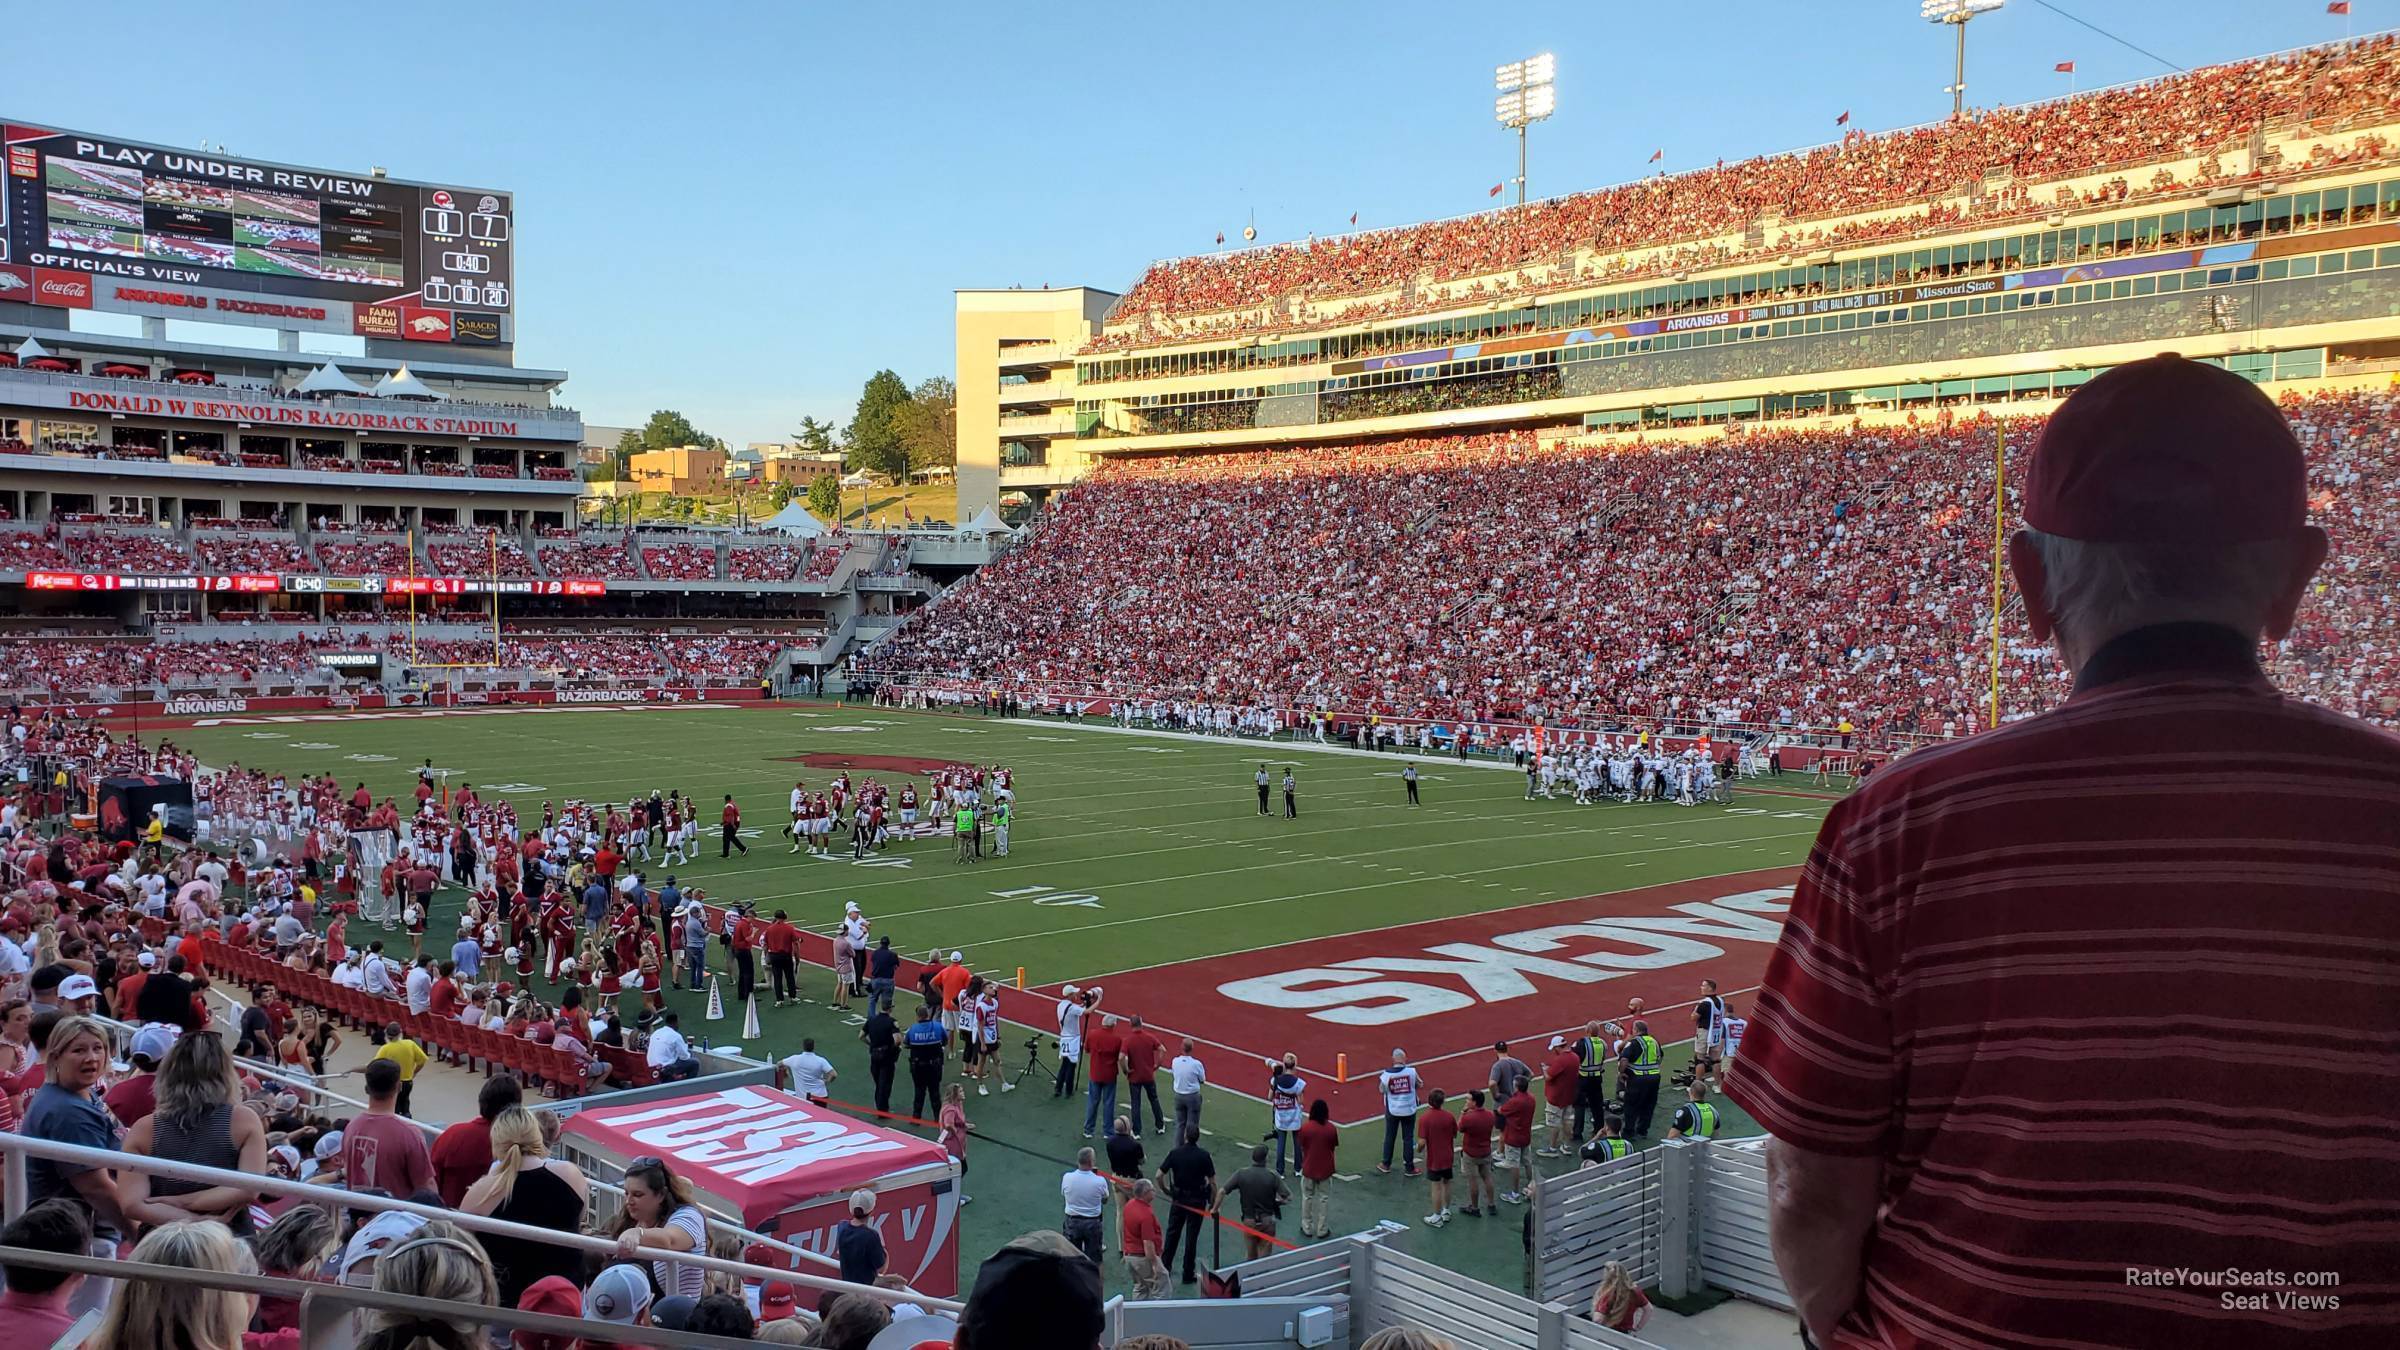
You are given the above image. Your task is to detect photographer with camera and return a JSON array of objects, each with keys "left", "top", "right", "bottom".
[{"left": 1051, "top": 983, "right": 1095, "bottom": 1098}]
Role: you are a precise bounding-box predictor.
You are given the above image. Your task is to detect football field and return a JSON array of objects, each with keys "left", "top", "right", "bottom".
[
  {"left": 168, "top": 696, "right": 1847, "bottom": 1290},
  {"left": 167, "top": 698, "right": 1838, "bottom": 1122}
]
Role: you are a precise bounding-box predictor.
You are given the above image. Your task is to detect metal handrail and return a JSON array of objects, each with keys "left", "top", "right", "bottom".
[
  {"left": 0, "top": 1246, "right": 769, "bottom": 1350},
  {"left": 153, "top": 999, "right": 846, "bottom": 1275},
  {"left": 0, "top": 1131, "right": 959, "bottom": 1312}
]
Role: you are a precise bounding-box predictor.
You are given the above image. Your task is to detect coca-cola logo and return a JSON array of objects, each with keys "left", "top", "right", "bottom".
[
  {"left": 164, "top": 696, "right": 248, "bottom": 716},
  {"left": 32, "top": 269, "right": 92, "bottom": 308}
]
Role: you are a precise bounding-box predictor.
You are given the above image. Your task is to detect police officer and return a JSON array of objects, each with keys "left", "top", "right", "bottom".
[
  {"left": 1402, "top": 762, "right": 1421, "bottom": 806},
  {"left": 1572, "top": 1020, "right": 1613, "bottom": 1143},
  {"left": 1255, "top": 764, "right": 1272, "bottom": 816},
  {"left": 1618, "top": 1019, "right": 1664, "bottom": 1138},
  {"left": 905, "top": 1004, "right": 947, "bottom": 1122},
  {"left": 1666, "top": 1080, "right": 1719, "bottom": 1141},
  {"left": 1579, "top": 1111, "right": 1633, "bottom": 1166}
]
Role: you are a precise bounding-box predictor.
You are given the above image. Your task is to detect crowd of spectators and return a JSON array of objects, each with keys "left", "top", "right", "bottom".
[
  {"left": 728, "top": 545, "right": 810, "bottom": 583},
  {"left": 310, "top": 537, "right": 414, "bottom": 577},
  {"left": 1091, "top": 36, "right": 2400, "bottom": 350},
  {"left": 63, "top": 532, "right": 195, "bottom": 575},
  {"left": 801, "top": 545, "right": 847, "bottom": 583},
  {"left": 0, "top": 531, "right": 77, "bottom": 572},
  {"left": 642, "top": 543, "right": 721, "bottom": 581},
  {"left": 0, "top": 628, "right": 799, "bottom": 696},
  {"left": 193, "top": 535, "right": 318, "bottom": 576},
  {"left": 867, "top": 388, "right": 2400, "bottom": 743},
  {"left": 534, "top": 537, "right": 638, "bottom": 579},
  {"left": 427, "top": 535, "right": 536, "bottom": 579}
]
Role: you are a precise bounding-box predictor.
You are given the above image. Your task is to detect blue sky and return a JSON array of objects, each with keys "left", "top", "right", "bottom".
[{"left": 13, "top": 1, "right": 2377, "bottom": 446}]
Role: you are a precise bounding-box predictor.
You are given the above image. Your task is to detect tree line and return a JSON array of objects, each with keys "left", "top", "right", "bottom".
[{"left": 599, "top": 371, "right": 957, "bottom": 519}]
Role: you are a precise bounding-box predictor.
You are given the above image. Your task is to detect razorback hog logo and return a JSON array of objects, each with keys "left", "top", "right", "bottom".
[
  {"left": 776, "top": 752, "right": 953, "bottom": 775},
  {"left": 1218, "top": 886, "right": 1793, "bottom": 1026},
  {"left": 165, "top": 696, "right": 248, "bottom": 716}
]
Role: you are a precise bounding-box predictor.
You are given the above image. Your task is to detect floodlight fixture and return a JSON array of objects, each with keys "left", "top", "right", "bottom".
[
  {"left": 1492, "top": 52, "right": 1557, "bottom": 204},
  {"left": 1922, "top": 0, "right": 2005, "bottom": 119}
]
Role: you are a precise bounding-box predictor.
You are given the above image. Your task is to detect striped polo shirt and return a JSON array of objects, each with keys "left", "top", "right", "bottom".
[{"left": 1728, "top": 623, "right": 2400, "bottom": 1349}]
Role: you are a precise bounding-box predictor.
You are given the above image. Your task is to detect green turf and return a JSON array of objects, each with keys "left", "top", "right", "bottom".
[{"left": 170, "top": 699, "right": 1832, "bottom": 1295}]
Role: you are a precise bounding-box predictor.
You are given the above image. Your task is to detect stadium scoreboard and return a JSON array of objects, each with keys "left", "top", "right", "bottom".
[{"left": 1, "top": 119, "right": 514, "bottom": 346}]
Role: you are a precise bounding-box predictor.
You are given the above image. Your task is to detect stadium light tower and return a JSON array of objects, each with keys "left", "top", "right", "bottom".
[
  {"left": 1922, "top": 0, "right": 2004, "bottom": 120},
  {"left": 1494, "top": 53, "right": 1557, "bottom": 206}
]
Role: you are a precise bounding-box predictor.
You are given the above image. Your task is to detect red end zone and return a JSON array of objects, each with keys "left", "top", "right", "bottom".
[{"left": 1047, "top": 867, "right": 1800, "bottom": 1124}]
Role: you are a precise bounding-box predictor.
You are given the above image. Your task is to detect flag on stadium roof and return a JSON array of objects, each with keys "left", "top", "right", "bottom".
[
  {"left": 1649, "top": 149, "right": 1663, "bottom": 163},
  {"left": 1349, "top": 211, "right": 1358, "bottom": 225},
  {"left": 1836, "top": 110, "right": 1849, "bottom": 125},
  {"left": 1214, "top": 231, "right": 1224, "bottom": 245},
  {"left": 2055, "top": 60, "right": 2075, "bottom": 72},
  {"left": 1489, "top": 183, "right": 1503, "bottom": 197},
  {"left": 2327, "top": 2, "right": 2349, "bottom": 13}
]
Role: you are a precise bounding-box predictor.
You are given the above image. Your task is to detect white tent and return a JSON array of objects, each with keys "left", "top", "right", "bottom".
[
  {"left": 371, "top": 365, "right": 445, "bottom": 400},
  {"left": 756, "top": 502, "right": 828, "bottom": 538},
  {"left": 839, "top": 469, "right": 874, "bottom": 489},
  {"left": 962, "top": 504, "right": 1012, "bottom": 534},
  {"left": 14, "top": 336, "right": 50, "bottom": 361},
  {"left": 294, "top": 362, "right": 367, "bottom": 398}
]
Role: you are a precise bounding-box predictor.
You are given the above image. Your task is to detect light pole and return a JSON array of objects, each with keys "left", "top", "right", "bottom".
[
  {"left": 1494, "top": 53, "right": 1556, "bottom": 206},
  {"left": 1922, "top": 0, "right": 2004, "bottom": 120}
]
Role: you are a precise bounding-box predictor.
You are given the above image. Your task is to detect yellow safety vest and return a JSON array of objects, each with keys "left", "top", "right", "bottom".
[
  {"left": 1629, "top": 1036, "right": 1662, "bottom": 1078},
  {"left": 1579, "top": 1036, "right": 1609, "bottom": 1078},
  {"left": 1588, "top": 1137, "right": 1632, "bottom": 1162},
  {"left": 1685, "top": 1102, "right": 1719, "bottom": 1138}
]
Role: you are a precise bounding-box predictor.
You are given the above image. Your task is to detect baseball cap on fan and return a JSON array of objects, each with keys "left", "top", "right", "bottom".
[{"left": 2024, "top": 353, "right": 2309, "bottom": 543}]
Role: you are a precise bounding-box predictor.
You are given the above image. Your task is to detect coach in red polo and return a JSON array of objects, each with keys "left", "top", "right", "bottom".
[{"left": 1728, "top": 355, "right": 2399, "bottom": 1349}]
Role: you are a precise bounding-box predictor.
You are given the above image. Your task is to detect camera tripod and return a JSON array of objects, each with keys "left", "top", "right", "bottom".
[{"left": 1014, "top": 1033, "right": 1057, "bottom": 1090}]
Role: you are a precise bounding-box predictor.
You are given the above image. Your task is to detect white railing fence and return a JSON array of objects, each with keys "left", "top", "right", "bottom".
[
  {"left": 1696, "top": 1138, "right": 1791, "bottom": 1311},
  {"left": 1218, "top": 1221, "right": 1667, "bottom": 1350},
  {"left": 1532, "top": 1145, "right": 1664, "bottom": 1309}
]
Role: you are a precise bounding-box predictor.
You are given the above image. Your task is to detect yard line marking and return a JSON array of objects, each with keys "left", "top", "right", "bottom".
[{"left": 957, "top": 828, "right": 1818, "bottom": 954}]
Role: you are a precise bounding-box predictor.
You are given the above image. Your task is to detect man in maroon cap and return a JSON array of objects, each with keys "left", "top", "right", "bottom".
[{"left": 1729, "top": 355, "right": 2398, "bottom": 1348}]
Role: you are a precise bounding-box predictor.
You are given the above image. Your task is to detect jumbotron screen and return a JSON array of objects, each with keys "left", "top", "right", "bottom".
[{"left": 1, "top": 120, "right": 513, "bottom": 345}]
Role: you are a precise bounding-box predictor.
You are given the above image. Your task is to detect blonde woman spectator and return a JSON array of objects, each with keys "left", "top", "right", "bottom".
[
  {"left": 1358, "top": 1331, "right": 1457, "bottom": 1350},
  {"left": 356, "top": 1219, "right": 497, "bottom": 1350},
  {"left": 1591, "top": 1261, "right": 1651, "bottom": 1332},
  {"left": 123, "top": 1029, "right": 267, "bottom": 1233},
  {"left": 87, "top": 1221, "right": 258, "bottom": 1350},
  {"left": 461, "top": 1105, "right": 590, "bottom": 1307}
]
